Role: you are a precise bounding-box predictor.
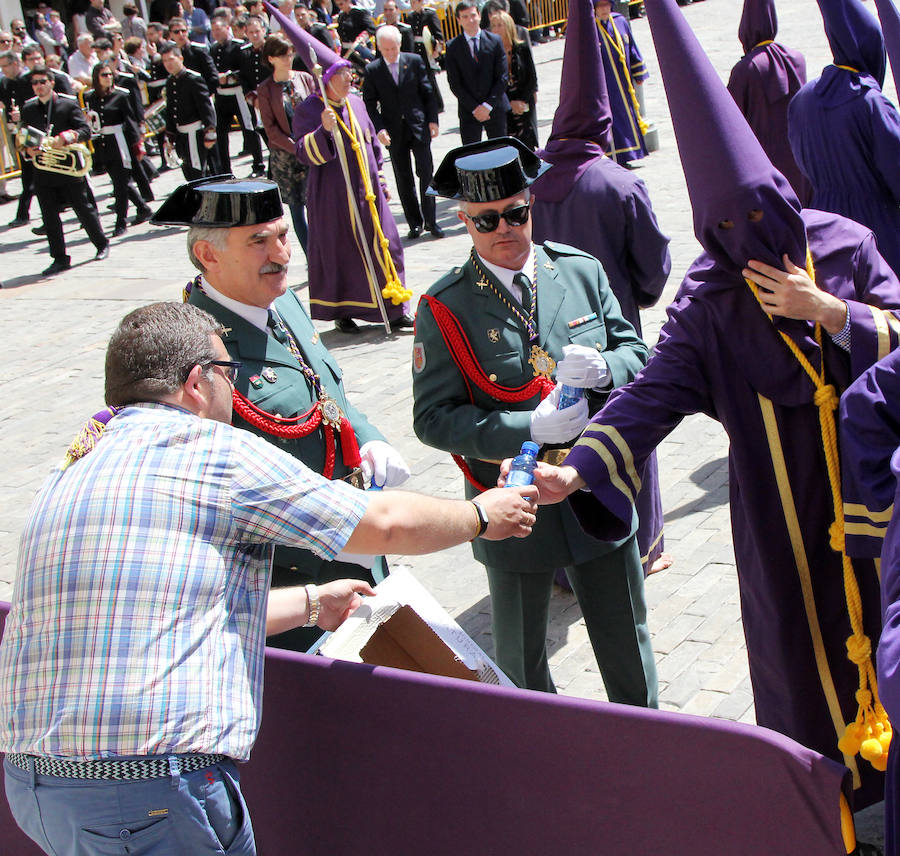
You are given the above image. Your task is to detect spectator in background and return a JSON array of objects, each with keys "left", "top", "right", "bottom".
[
  {"left": 182, "top": 0, "right": 212, "bottom": 43},
  {"left": 85, "top": 0, "right": 119, "bottom": 40},
  {"left": 68, "top": 32, "right": 99, "bottom": 85},
  {"left": 10, "top": 19, "right": 38, "bottom": 49},
  {"left": 22, "top": 44, "right": 74, "bottom": 95},
  {"left": 490, "top": 10, "right": 537, "bottom": 149},
  {"left": 121, "top": 2, "right": 149, "bottom": 42},
  {"left": 313, "top": 0, "right": 333, "bottom": 24}
]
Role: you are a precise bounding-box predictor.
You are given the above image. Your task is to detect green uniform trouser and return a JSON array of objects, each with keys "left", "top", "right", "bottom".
[{"left": 485, "top": 534, "right": 658, "bottom": 706}]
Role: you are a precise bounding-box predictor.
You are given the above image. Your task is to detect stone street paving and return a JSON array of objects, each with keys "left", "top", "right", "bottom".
[{"left": 0, "top": 0, "right": 886, "bottom": 841}]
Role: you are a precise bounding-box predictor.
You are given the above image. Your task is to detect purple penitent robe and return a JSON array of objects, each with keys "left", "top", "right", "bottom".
[
  {"left": 727, "top": 46, "right": 811, "bottom": 206},
  {"left": 597, "top": 12, "right": 648, "bottom": 165},
  {"left": 293, "top": 92, "right": 409, "bottom": 323},
  {"left": 840, "top": 348, "right": 900, "bottom": 848},
  {"left": 788, "top": 68, "right": 900, "bottom": 279},
  {"left": 531, "top": 140, "right": 671, "bottom": 570},
  {"left": 565, "top": 210, "right": 900, "bottom": 808}
]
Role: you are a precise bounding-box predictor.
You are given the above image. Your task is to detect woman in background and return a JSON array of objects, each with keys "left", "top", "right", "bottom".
[{"left": 490, "top": 11, "right": 538, "bottom": 149}]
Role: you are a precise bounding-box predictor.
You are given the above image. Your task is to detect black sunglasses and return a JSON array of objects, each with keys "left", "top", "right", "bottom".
[
  {"left": 206, "top": 360, "right": 242, "bottom": 383},
  {"left": 463, "top": 202, "right": 530, "bottom": 233}
]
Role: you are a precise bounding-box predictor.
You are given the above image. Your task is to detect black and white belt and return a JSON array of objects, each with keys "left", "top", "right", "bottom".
[{"left": 6, "top": 752, "right": 225, "bottom": 780}]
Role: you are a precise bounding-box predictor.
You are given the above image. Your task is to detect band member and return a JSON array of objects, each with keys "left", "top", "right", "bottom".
[
  {"left": 407, "top": 0, "right": 445, "bottom": 113},
  {"left": 335, "top": 0, "right": 377, "bottom": 69},
  {"left": 85, "top": 62, "right": 153, "bottom": 236},
  {"left": 211, "top": 10, "right": 263, "bottom": 174},
  {"left": 236, "top": 14, "right": 270, "bottom": 175},
  {"left": 161, "top": 42, "right": 217, "bottom": 179},
  {"left": 20, "top": 66, "right": 109, "bottom": 275}
]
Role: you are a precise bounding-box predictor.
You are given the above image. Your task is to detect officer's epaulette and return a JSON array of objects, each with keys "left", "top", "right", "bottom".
[
  {"left": 542, "top": 239, "right": 592, "bottom": 260},
  {"left": 84, "top": 87, "right": 95, "bottom": 99},
  {"left": 190, "top": 40, "right": 210, "bottom": 51},
  {"left": 118, "top": 71, "right": 136, "bottom": 82},
  {"left": 23, "top": 95, "right": 40, "bottom": 107},
  {"left": 239, "top": 41, "right": 253, "bottom": 51},
  {"left": 183, "top": 68, "right": 203, "bottom": 79},
  {"left": 57, "top": 92, "right": 78, "bottom": 102},
  {"left": 113, "top": 85, "right": 131, "bottom": 96},
  {"left": 428, "top": 264, "right": 468, "bottom": 296}
]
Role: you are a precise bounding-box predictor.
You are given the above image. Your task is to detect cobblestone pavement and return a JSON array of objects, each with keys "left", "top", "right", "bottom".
[{"left": 0, "top": 0, "right": 887, "bottom": 841}]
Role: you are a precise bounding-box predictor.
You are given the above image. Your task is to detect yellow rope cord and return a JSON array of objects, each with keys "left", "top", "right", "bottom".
[
  {"left": 745, "top": 250, "right": 891, "bottom": 771},
  {"left": 835, "top": 64, "right": 860, "bottom": 73},
  {"left": 753, "top": 39, "right": 775, "bottom": 49},
  {"left": 596, "top": 18, "right": 649, "bottom": 135},
  {"left": 330, "top": 99, "right": 413, "bottom": 305}
]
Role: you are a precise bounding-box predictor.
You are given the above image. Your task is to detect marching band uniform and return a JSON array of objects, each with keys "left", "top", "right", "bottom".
[
  {"left": 21, "top": 91, "right": 109, "bottom": 274},
  {"left": 212, "top": 35, "right": 263, "bottom": 174},
  {"left": 165, "top": 67, "right": 217, "bottom": 180},
  {"left": 85, "top": 85, "right": 153, "bottom": 234},
  {"left": 413, "top": 140, "right": 657, "bottom": 701},
  {"left": 408, "top": 5, "right": 445, "bottom": 113},
  {"left": 337, "top": 4, "right": 377, "bottom": 66},
  {"left": 236, "top": 40, "right": 270, "bottom": 173},
  {"left": 180, "top": 40, "right": 219, "bottom": 94}
]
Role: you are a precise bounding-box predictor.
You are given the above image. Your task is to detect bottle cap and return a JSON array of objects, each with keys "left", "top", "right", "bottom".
[{"left": 521, "top": 441, "right": 540, "bottom": 456}]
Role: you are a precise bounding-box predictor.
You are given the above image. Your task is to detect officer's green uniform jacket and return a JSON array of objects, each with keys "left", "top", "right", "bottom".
[
  {"left": 412, "top": 242, "right": 648, "bottom": 572},
  {"left": 190, "top": 285, "right": 385, "bottom": 580}
]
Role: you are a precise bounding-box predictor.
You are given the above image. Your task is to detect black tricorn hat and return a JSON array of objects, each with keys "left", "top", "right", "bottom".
[
  {"left": 150, "top": 175, "right": 284, "bottom": 227},
  {"left": 427, "top": 137, "right": 550, "bottom": 201}
]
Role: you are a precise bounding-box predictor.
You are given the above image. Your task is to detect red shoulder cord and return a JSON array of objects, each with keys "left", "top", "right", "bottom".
[
  {"left": 420, "top": 294, "right": 554, "bottom": 491},
  {"left": 231, "top": 389, "right": 361, "bottom": 480}
]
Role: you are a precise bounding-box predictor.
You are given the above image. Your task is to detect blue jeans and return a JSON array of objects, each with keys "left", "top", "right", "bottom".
[{"left": 4, "top": 755, "right": 255, "bottom": 855}]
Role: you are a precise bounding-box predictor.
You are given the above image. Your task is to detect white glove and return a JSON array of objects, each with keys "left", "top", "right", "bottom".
[
  {"left": 529, "top": 384, "right": 590, "bottom": 445},
  {"left": 556, "top": 344, "right": 609, "bottom": 390},
  {"left": 359, "top": 440, "right": 411, "bottom": 488}
]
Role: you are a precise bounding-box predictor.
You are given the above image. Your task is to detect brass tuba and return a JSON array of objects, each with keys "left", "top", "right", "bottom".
[{"left": 16, "top": 125, "right": 93, "bottom": 178}]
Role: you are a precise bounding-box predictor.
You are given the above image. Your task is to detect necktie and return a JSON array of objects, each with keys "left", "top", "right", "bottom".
[
  {"left": 514, "top": 272, "right": 532, "bottom": 317},
  {"left": 470, "top": 36, "right": 478, "bottom": 60},
  {"left": 390, "top": 62, "right": 399, "bottom": 84}
]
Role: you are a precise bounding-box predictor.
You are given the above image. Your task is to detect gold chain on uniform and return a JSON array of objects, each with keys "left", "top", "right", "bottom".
[{"left": 470, "top": 248, "right": 539, "bottom": 341}]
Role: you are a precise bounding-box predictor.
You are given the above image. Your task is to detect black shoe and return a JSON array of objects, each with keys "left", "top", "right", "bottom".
[
  {"left": 112, "top": 222, "right": 127, "bottom": 237},
  {"left": 0, "top": 193, "right": 16, "bottom": 204},
  {"left": 334, "top": 317, "right": 361, "bottom": 334},
  {"left": 106, "top": 202, "right": 117, "bottom": 211},
  {"left": 427, "top": 224, "right": 444, "bottom": 239},
  {"left": 390, "top": 313, "right": 415, "bottom": 330},
  {"left": 249, "top": 165, "right": 266, "bottom": 177},
  {"left": 42, "top": 258, "right": 71, "bottom": 276},
  {"left": 32, "top": 225, "right": 47, "bottom": 235},
  {"left": 94, "top": 243, "right": 110, "bottom": 261},
  {"left": 132, "top": 207, "right": 153, "bottom": 226},
  {"left": 7, "top": 216, "right": 27, "bottom": 227},
  {"left": 406, "top": 226, "right": 421, "bottom": 239}
]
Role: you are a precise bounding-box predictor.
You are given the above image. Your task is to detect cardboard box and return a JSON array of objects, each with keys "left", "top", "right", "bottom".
[{"left": 319, "top": 568, "right": 514, "bottom": 687}]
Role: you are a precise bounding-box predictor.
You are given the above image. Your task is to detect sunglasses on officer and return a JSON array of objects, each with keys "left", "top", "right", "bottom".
[{"left": 462, "top": 202, "right": 530, "bottom": 233}]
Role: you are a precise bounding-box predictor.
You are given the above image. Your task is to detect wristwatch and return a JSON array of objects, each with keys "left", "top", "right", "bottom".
[{"left": 471, "top": 499, "right": 489, "bottom": 539}]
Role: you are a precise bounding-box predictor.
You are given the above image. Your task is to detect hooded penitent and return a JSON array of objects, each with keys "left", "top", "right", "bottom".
[
  {"left": 873, "top": 0, "right": 900, "bottom": 98},
  {"left": 819, "top": 0, "right": 886, "bottom": 87},
  {"left": 645, "top": 0, "right": 806, "bottom": 275},
  {"left": 639, "top": 0, "right": 892, "bottom": 796},
  {"left": 728, "top": 0, "right": 810, "bottom": 203}
]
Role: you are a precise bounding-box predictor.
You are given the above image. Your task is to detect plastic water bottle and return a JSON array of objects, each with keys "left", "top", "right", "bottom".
[
  {"left": 557, "top": 384, "right": 585, "bottom": 411},
  {"left": 505, "top": 441, "right": 540, "bottom": 487}
]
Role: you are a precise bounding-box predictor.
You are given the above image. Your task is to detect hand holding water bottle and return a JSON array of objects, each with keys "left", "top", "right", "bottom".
[
  {"left": 530, "top": 385, "right": 590, "bottom": 444},
  {"left": 556, "top": 344, "right": 609, "bottom": 391}
]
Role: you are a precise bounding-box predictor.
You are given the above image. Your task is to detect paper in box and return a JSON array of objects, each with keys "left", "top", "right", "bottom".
[{"left": 319, "top": 568, "right": 515, "bottom": 687}]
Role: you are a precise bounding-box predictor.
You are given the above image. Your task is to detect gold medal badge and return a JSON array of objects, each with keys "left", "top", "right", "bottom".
[
  {"left": 528, "top": 346, "right": 556, "bottom": 379},
  {"left": 318, "top": 394, "right": 344, "bottom": 428}
]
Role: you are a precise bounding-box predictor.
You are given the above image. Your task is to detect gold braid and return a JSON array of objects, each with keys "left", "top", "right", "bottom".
[
  {"left": 330, "top": 99, "right": 412, "bottom": 305},
  {"left": 745, "top": 249, "right": 891, "bottom": 771}
]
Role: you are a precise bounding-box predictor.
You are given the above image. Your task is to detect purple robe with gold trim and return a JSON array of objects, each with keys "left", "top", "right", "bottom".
[
  {"left": 293, "top": 92, "right": 409, "bottom": 323},
  {"left": 597, "top": 12, "right": 648, "bottom": 165},
  {"left": 840, "top": 348, "right": 900, "bottom": 846},
  {"left": 565, "top": 210, "right": 900, "bottom": 808},
  {"left": 531, "top": 141, "right": 671, "bottom": 570}
]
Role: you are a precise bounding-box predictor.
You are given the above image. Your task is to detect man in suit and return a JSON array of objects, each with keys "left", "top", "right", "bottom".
[
  {"left": 445, "top": 0, "right": 508, "bottom": 143},
  {"left": 412, "top": 138, "right": 658, "bottom": 701},
  {"left": 156, "top": 176, "right": 413, "bottom": 650},
  {"left": 363, "top": 25, "right": 443, "bottom": 239},
  {"left": 20, "top": 67, "right": 110, "bottom": 275}
]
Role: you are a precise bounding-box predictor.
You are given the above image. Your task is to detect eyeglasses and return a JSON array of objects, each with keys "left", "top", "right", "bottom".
[
  {"left": 206, "top": 359, "right": 242, "bottom": 384},
  {"left": 0, "top": 38, "right": 12, "bottom": 44},
  {"left": 31, "top": 78, "right": 50, "bottom": 86},
  {"left": 98, "top": 71, "right": 114, "bottom": 77},
  {"left": 462, "top": 202, "right": 530, "bottom": 233},
  {"left": 169, "top": 27, "right": 187, "bottom": 33}
]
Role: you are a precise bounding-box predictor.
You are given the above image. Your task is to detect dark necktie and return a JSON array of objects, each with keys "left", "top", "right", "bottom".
[
  {"left": 267, "top": 309, "right": 323, "bottom": 396},
  {"left": 470, "top": 36, "right": 479, "bottom": 60},
  {"left": 514, "top": 272, "right": 532, "bottom": 317}
]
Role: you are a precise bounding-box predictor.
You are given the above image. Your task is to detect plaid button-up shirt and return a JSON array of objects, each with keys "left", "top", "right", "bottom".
[{"left": 0, "top": 403, "right": 369, "bottom": 761}]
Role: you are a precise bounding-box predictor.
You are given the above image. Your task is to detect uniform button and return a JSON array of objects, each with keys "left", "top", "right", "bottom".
[
  {"left": 119, "top": 830, "right": 131, "bottom": 840},
  {"left": 489, "top": 373, "right": 497, "bottom": 381}
]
